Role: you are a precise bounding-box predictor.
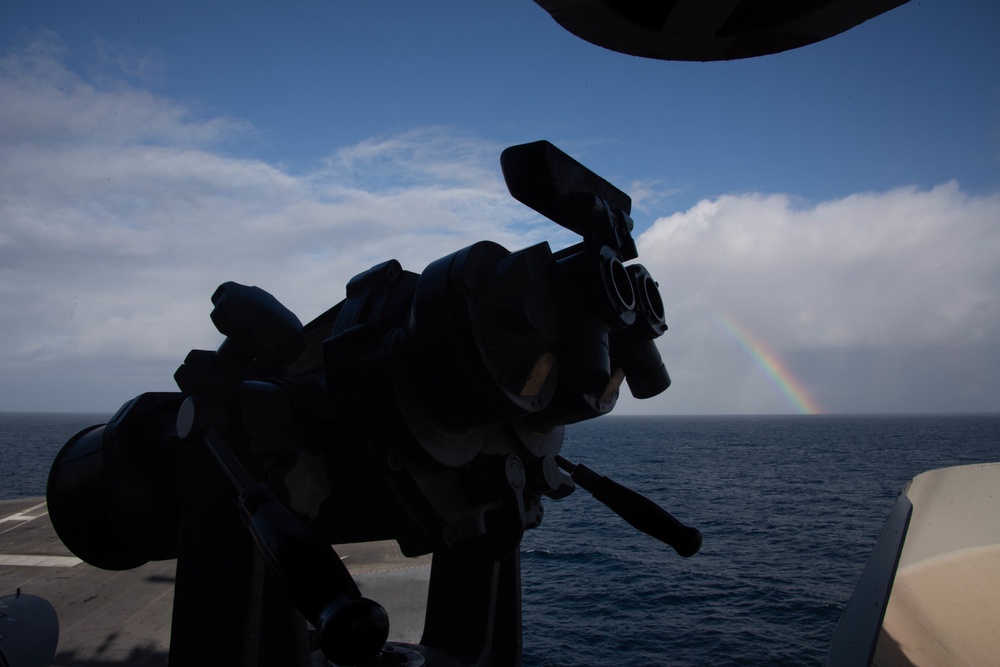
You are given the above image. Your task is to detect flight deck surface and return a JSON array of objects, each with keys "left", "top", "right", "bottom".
[{"left": 0, "top": 497, "right": 431, "bottom": 666}]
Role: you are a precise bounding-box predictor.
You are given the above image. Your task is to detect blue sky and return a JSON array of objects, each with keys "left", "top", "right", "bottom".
[{"left": 1, "top": 1, "right": 998, "bottom": 414}]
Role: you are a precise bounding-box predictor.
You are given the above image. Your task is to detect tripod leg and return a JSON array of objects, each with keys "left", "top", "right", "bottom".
[
  {"left": 168, "top": 437, "right": 311, "bottom": 667},
  {"left": 420, "top": 546, "right": 522, "bottom": 667}
]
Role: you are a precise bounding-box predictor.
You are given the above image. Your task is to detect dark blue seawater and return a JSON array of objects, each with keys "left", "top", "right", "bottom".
[
  {"left": 1, "top": 412, "right": 998, "bottom": 665},
  {"left": 520, "top": 415, "right": 1000, "bottom": 666},
  {"left": 0, "top": 412, "right": 112, "bottom": 500}
]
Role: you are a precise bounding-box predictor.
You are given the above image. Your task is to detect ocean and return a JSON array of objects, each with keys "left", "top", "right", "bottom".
[{"left": 2, "top": 412, "right": 999, "bottom": 666}]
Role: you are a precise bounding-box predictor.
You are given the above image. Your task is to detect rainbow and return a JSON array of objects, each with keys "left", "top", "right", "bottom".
[{"left": 715, "top": 313, "right": 823, "bottom": 415}]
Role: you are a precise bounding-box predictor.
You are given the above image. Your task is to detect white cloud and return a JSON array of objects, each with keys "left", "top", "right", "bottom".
[
  {"left": 0, "top": 38, "right": 560, "bottom": 411},
  {"left": 628, "top": 184, "right": 1000, "bottom": 414},
  {"left": 0, "top": 32, "right": 244, "bottom": 149},
  {"left": 640, "top": 184, "right": 1000, "bottom": 348},
  {"left": 2, "top": 34, "right": 998, "bottom": 416},
  {"left": 627, "top": 177, "right": 685, "bottom": 215}
]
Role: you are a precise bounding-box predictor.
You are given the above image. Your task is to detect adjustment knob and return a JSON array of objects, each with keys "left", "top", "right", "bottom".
[{"left": 210, "top": 282, "right": 305, "bottom": 372}]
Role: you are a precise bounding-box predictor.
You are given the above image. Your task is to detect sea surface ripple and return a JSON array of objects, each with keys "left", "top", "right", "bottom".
[{"left": 2, "top": 412, "right": 998, "bottom": 665}]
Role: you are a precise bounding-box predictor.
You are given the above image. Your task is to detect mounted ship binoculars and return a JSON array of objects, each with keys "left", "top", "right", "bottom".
[{"left": 47, "top": 141, "right": 696, "bottom": 666}]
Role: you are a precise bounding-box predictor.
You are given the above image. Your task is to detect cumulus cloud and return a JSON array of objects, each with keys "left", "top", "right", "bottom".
[{"left": 631, "top": 186, "right": 1000, "bottom": 414}]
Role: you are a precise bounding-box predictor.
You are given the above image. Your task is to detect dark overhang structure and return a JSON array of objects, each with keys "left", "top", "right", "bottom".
[{"left": 535, "top": 0, "right": 911, "bottom": 61}]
